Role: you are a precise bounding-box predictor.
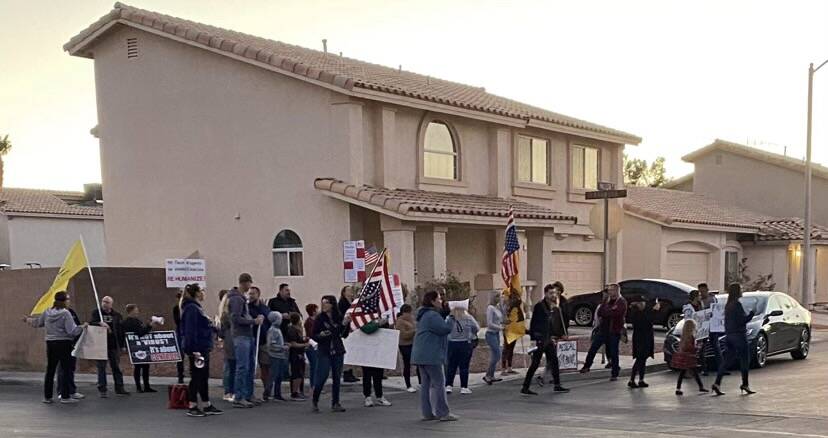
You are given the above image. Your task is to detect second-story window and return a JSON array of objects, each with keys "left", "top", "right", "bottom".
[
  {"left": 571, "top": 145, "right": 599, "bottom": 190},
  {"left": 517, "top": 135, "right": 549, "bottom": 184},
  {"left": 423, "top": 121, "right": 458, "bottom": 180}
]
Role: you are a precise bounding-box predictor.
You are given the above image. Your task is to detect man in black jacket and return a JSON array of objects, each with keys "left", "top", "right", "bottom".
[
  {"left": 520, "top": 283, "right": 570, "bottom": 395},
  {"left": 90, "top": 296, "right": 128, "bottom": 397},
  {"left": 267, "top": 283, "right": 301, "bottom": 333}
]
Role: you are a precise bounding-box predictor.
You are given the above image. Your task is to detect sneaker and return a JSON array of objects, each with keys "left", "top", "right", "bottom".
[
  {"left": 59, "top": 397, "right": 80, "bottom": 404},
  {"left": 222, "top": 394, "right": 234, "bottom": 402},
  {"left": 232, "top": 400, "right": 253, "bottom": 408},
  {"left": 492, "top": 378, "right": 503, "bottom": 382},
  {"left": 202, "top": 405, "right": 224, "bottom": 415},
  {"left": 578, "top": 367, "right": 590, "bottom": 374},
  {"left": 312, "top": 404, "right": 320, "bottom": 413},
  {"left": 272, "top": 396, "right": 286, "bottom": 402},
  {"left": 364, "top": 397, "right": 374, "bottom": 407},
  {"left": 331, "top": 403, "right": 346, "bottom": 413},
  {"left": 290, "top": 394, "right": 306, "bottom": 402},
  {"left": 421, "top": 415, "right": 438, "bottom": 421},
  {"left": 248, "top": 398, "right": 263, "bottom": 406},
  {"left": 114, "top": 389, "right": 131, "bottom": 396},
  {"left": 143, "top": 387, "right": 158, "bottom": 393},
  {"left": 460, "top": 388, "right": 472, "bottom": 395},
  {"left": 507, "top": 370, "right": 519, "bottom": 375},
  {"left": 186, "top": 407, "right": 206, "bottom": 417},
  {"left": 553, "top": 386, "right": 570, "bottom": 393},
  {"left": 500, "top": 371, "right": 510, "bottom": 377},
  {"left": 638, "top": 381, "right": 649, "bottom": 388},
  {"left": 136, "top": 386, "right": 145, "bottom": 393},
  {"left": 445, "top": 386, "right": 453, "bottom": 394},
  {"left": 376, "top": 397, "right": 392, "bottom": 406},
  {"left": 483, "top": 376, "right": 494, "bottom": 385},
  {"left": 520, "top": 388, "right": 538, "bottom": 396},
  {"left": 439, "top": 413, "right": 459, "bottom": 422},
  {"left": 70, "top": 393, "right": 85, "bottom": 400},
  {"left": 406, "top": 387, "right": 417, "bottom": 393},
  {"left": 42, "top": 398, "right": 54, "bottom": 404}
]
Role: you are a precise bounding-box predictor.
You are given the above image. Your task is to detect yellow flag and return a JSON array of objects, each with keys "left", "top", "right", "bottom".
[
  {"left": 30, "top": 240, "right": 88, "bottom": 315},
  {"left": 503, "top": 253, "right": 526, "bottom": 344}
]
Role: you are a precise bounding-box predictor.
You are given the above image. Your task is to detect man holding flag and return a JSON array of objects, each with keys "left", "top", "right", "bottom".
[{"left": 501, "top": 207, "right": 526, "bottom": 375}]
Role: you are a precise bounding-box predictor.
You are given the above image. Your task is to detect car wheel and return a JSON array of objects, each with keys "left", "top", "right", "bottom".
[
  {"left": 752, "top": 333, "right": 768, "bottom": 368},
  {"left": 573, "top": 305, "right": 594, "bottom": 326},
  {"left": 791, "top": 328, "right": 810, "bottom": 360},
  {"left": 665, "top": 312, "right": 682, "bottom": 330}
]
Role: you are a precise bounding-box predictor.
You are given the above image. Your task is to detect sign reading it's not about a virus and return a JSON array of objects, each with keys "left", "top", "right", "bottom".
[{"left": 125, "top": 330, "right": 182, "bottom": 365}]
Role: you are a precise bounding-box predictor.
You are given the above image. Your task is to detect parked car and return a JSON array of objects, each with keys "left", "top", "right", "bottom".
[
  {"left": 663, "top": 291, "right": 811, "bottom": 369},
  {"left": 566, "top": 279, "right": 693, "bottom": 329}
]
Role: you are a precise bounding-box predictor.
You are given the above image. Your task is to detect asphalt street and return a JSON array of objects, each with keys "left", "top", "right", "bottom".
[{"left": 1, "top": 331, "right": 826, "bottom": 438}]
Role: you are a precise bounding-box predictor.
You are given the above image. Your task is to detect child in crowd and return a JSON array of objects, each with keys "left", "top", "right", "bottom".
[
  {"left": 672, "top": 319, "right": 709, "bottom": 396},
  {"left": 304, "top": 304, "right": 319, "bottom": 389},
  {"left": 121, "top": 304, "right": 160, "bottom": 393},
  {"left": 285, "top": 312, "right": 309, "bottom": 401},
  {"left": 266, "top": 312, "right": 289, "bottom": 401}
]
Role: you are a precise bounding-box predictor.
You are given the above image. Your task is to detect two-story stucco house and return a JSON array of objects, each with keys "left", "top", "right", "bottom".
[{"left": 66, "top": 3, "right": 640, "bottom": 311}]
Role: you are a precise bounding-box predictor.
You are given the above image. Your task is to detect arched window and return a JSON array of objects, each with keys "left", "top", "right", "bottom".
[
  {"left": 423, "top": 121, "right": 459, "bottom": 180},
  {"left": 273, "top": 229, "right": 303, "bottom": 277}
]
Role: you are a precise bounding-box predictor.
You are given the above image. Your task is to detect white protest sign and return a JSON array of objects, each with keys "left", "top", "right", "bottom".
[
  {"left": 342, "top": 240, "right": 366, "bottom": 283},
  {"left": 710, "top": 302, "right": 725, "bottom": 334},
  {"left": 72, "top": 325, "right": 108, "bottom": 360},
  {"left": 343, "top": 328, "right": 400, "bottom": 369},
  {"left": 557, "top": 340, "right": 578, "bottom": 370},
  {"left": 693, "top": 309, "right": 712, "bottom": 339},
  {"left": 165, "top": 259, "right": 206, "bottom": 288},
  {"left": 448, "top": 299, "right": 469, "bottom": 311}
]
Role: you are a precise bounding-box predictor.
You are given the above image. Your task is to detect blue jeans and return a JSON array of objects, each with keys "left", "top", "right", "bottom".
[
  {"left": 267, "top": 356, "right": 289, "bottom": 399},
  {"left": 313, "top": 353, "right": 343, "bottom": 407},
  {"left": 485, "top": 331, "right": 502, "bottom": 378},
  {"left": 418, "top": 364, "right": 450, "bottom": 418},
  {"left": 223, "top": 358, "right": 236, "bottom": 395},
  {"left": 305, "top": 348, "right": 318, "bottom": 389},
  {"left": 583, "top": 333, "right": 621, "bottom": 377},
  {"left": 96, "top": 348, "right": 124, "bottom": 392},
  {"left": 446, "top": 341, "right": 473, "bottom": 388},
  {"left": 233, "top": 336, "right": 254, "bottom": 401}
]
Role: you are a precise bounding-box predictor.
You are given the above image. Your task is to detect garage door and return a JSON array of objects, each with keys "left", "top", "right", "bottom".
[
  {"left": 664, "top": 251, "right": 709, "bottom": 287},
  {"left": 551, "top": 252, "right": 603, "bottom": 296}
]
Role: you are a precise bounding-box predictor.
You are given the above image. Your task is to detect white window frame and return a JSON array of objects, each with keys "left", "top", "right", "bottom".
[
  {"left": 422, "top": 121, "right": 459, "bottom": 181},
  {"left": 272, "top": 230, "right": 304, "bottom": 278}
]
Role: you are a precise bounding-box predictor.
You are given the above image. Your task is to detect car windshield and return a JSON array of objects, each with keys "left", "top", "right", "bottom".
[{"left": 671, "top": 295, "right": 768, "bottom": 334}]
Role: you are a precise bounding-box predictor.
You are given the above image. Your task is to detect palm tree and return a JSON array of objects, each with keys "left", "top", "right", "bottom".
[{"left": 0, "top": 135, "right": 11, "bottom": 189}]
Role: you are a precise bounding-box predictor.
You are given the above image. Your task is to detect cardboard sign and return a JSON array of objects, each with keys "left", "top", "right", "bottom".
[
  {"left": 693, "top": 309, "right": 712, "bottom": 339},
  {"left": 165, "top": 259, "right": 206, "bottom": 288},
  {"left": 72, "top": 325, "right": 108, "bottom": 360},
  {"left": 557, "top": 340, "right": 578, "bottom": 370},
  {"left": 709, "top": 302, "right": 725, "bottom": 334},
  {"left": 343, "top": 328, "right": 400, "bottom": 370},
  {"left": 125, "top": 330, "right": 182, "bottom": 364},
  {"left": 342, "top": 240, "right": 366, "bottom": 283}
]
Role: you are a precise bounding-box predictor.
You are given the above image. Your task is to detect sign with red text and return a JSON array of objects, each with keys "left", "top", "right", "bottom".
[
  {"left": 165, "top": 258, "right": 206, "bottom": 288},
  {"left": 343, "top": 240, "right": 366, "bottom": 283}
]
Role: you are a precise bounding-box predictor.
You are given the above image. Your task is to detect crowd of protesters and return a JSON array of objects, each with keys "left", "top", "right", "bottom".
[{"left": 25, "top": 273, "right": 759, "bottom": 419}]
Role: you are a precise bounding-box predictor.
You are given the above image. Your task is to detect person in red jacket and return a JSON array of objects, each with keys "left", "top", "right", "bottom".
[
  {"left": 579, "top": 283, "right": 626, "bottom": 381},
  {"left": 672, "top": 319, "right": 709, "bottom": 395}
]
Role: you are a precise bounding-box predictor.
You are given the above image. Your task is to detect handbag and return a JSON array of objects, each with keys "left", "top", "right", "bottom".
[{"left": 167, "top": 384, "right": 189, "bottom": 409}]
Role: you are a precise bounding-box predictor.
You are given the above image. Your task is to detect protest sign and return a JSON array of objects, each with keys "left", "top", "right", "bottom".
[
  {"left": 710, "top": 302, "right": 725, "bottom": 333},
  {"left": 693, "top": 309, "right": 712, "bottom": 339},
  {"left": 557, "top": 340, "right": 578, "bottom": 370},
  {"left": 72, "top": 325, "right": 108, "bottom": 360},
  {"left": 342, "top": 240, "right": 366, "bottom": 283},
  {"left": 125, "top": 330, "right": 182, "bottom": 365},
  {"left": 448, "top": 299, "right": 469, "bottom": 311},
  {"left": 344, "top": 328, "right": 400, "bottom": 369},
  {"left": 165, "top": 259, "right": 206, "bottom": 288}
]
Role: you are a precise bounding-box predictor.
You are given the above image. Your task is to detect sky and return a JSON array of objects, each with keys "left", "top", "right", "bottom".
[{"left": 1, "top": 0, "right": 828, "bottom": 191}]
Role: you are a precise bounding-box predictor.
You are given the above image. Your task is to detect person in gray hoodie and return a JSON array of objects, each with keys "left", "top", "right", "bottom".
[
  {"left": 26, "top": 292, "right": 87, "bottom": 404},
  {"left": 265, "top": 312, "right": 289, "bottom": 401},
  {"left": 411, "top": 291, "right": 457, "bottom": 422},
  {"left": 228, "top": 273, "right": 263, "bottom": 408}
]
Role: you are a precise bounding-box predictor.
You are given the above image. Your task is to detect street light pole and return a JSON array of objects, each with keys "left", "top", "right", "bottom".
[{"left": 803, "top": 58, "right": 828, "bottom": 309}]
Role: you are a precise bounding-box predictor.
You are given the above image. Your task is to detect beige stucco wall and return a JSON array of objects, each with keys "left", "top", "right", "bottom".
[
  {"left": 6, "top": 216, "right": 105, "bottom": 269},
  {"left": 0, "top": 214, "right": 10, "bottom": 265},
  {"left": 621, "top": 215, "right": 664, "bottom": 280},
  {"left": 693, "top": 152, "right": 828, "bottom": 226},
  {"left": 93, "top": 27, "right": 351, "bottom": 312},
  {"left": 741, "top": 243, "right": 790, "bottom": 294},
  {"left": 445, "top": 228, "right": 494, "bottom": 286}
]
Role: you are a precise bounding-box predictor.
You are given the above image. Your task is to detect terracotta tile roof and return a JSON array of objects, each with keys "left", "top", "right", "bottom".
[
  {"left": 0, "top": 188, "right": 103, "bottom": 218},
  {"left": 661, "top": 173, "right": 693, "bottom": 190},
  {"left": 757, "top": 218, "right": 828, "bottom": 241},
  {"left": 682, "top": 139, "right": 828, "bottom": 180},
  {"left": 65, "top": 3, "right": 640, "bottom": 144},
  {"left": 314, "top": 178, "right": 576, "bottom": 224},
  {"left": 624, "top": 187, "right": 771, "bottom": 230}
]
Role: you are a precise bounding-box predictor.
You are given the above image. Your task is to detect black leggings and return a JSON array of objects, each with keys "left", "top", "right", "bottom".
[
  {"left": 398, "top": 345, "right": 420, "bottom": 388},
  {"left": 45, "top": 340, "right": 74, "bottom": 400},
  {"left": 676, "top": 369, "right": 704, "bottom": 390},
  {"left": 630, "top": 357, "right": 647, "bottom": 381},
  {"left": 522, "top": 342, "right": 559, "bottom": 389},
  {"left": 133, "top": 364, "right": 150, "bottom": 389},
  {"left": 502, "top": 335, "right": 516, "bottom": 368},
  {"left": 362, "top": 366, "right": 383, "bottom": 398},
  {"left": 188, "top": 353, "right": 210, "bottom": 403}
]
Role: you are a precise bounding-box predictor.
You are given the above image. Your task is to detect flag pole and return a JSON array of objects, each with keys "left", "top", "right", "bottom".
[{"left": 79, "top": 235, "right": 103, "bottom": 322}]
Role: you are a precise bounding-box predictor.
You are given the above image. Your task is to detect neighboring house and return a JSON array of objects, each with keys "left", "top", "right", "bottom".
[
  {"left": 623, "top": 187, "right": 828, "bottom": 304},
  {"left": 665, "top": 139, "right": 828, "bottom": 227},
  {"left": 0, "top": 186, "right": 106, "bottom": 269},
  {"left": 65, "top": 4, "right": 640, "bottom": 310}
]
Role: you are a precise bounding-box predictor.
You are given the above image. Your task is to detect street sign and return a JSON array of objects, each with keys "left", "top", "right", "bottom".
[
  {"left": 598, "top": 181, "right": 615, "bottom": 191},
  {"left": 585, "top": 189, "right": 627, "bottom": 200}
]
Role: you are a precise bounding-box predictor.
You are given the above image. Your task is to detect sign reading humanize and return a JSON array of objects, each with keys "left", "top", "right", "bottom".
[
  {"left": 125, "top": 331, "right": 182, "bottom": 365},
  {"left": 165, "top": 259, "right": 206, "bottom": 288}
]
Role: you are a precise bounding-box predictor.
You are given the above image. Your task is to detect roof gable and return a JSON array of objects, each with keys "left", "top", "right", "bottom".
[
  {"left": 682, "top": 139, "right": 828, "bottom": 180},
  {"left": 66, "top": 3, "right": 640, "bottom": 145}
]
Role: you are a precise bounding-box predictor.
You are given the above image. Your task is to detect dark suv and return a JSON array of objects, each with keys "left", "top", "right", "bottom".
[{"left": 565, "top": 279, "right": 693, "bottom": 329}]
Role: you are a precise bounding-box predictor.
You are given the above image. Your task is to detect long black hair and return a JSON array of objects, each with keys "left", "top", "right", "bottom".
[
  {"left": 726, "top": 283, "right": 742, "bottom": 309},
  {"left": 321, "top": 294, "right": 342, "bottom": 323}
]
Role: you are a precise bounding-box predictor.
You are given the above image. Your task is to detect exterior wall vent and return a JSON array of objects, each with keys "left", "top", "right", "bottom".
[{"left": 126, "top": 38, "right": 139, "bottom": 59}]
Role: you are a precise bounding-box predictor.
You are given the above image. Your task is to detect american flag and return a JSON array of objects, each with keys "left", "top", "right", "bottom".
[
  {"left": 347, "top": 250, "right": 396, "bottom": 330},
  {"left": 501, "top": 206, "right": 520, "bottom": 287},
  {"left": 365, "top": 245, "right": 380, "bottom": 268}
]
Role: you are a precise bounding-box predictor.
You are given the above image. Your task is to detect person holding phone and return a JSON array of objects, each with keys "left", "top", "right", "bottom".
[{"left": 180, "top": 283, "right": 223, "bottom": 417}]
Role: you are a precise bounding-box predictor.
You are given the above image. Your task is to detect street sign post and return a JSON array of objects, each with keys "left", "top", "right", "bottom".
[{"left": 585, "top": 183, "right": 628, "bottom": 287}]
